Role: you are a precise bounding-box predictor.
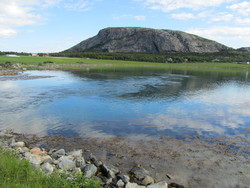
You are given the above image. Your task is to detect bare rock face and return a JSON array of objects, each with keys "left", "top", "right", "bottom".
[{"left": 66, "top": 27, "right": 231, "bottom": 53}]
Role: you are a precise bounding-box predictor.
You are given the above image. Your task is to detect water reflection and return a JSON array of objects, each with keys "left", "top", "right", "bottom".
[{"left": 0, "top": 70, "right": 250, "bottom": 140}]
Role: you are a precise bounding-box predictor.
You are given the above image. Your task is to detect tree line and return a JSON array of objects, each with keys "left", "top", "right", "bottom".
[{"left": 50, "top": 50, "right": 250, "bottom": 63}]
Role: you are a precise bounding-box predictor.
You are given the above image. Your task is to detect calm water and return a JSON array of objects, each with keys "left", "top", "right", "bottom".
[{"left": 0, "top": 69, "right": 250, "bottom": 140}]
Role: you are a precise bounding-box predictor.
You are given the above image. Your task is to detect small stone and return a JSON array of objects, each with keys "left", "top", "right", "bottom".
[
  {"left": 82, "top": 164, "right": 97, "bottom": 178},
  {"left": 142, "top": 176, "right": 155, "bottom": 186},
  {"left": 117, "top": 179, "right": 125, "bottom": 187},
  {"left": 30, "top": 147, "right": 43, "bottom": 155},
  {"left": 41, "top": 162, "right": 54, "bottom": 174},
  {"left": 146, "top": 181, "right": 168, "bottom": 188},
  {"left": 58, "top": 156, "right": 76, "bottom": 170},
  {"left": 126, "top": 182, "right": 145, "bottom": 188}
]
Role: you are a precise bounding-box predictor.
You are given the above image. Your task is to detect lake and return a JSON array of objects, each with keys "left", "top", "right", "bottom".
[{"left": 0, "top": 69, "right": 250, "bottom": 141}]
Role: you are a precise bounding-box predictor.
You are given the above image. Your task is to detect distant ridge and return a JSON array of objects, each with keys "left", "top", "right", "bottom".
[
  {"left": 237, "top": 47, "right": 250, "bottom": 52},
  {"left": 65, "top": 27, "right": 232, "bottom": 53}
]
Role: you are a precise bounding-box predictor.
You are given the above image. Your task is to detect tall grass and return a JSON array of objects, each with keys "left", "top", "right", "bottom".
[
  {"left": 0, "top": 55, "right": 250, "bottom": 71},
  {"left": 0, "top": 149, "right": 100, "bottom": 188}
]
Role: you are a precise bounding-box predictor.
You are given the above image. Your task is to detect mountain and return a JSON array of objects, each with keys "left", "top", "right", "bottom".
[
  {"left": 237, "top": 47, "right": 250, "bottom": 52},
  {"left": 65, "top": 27, "right": 231, "bottom": 53}
]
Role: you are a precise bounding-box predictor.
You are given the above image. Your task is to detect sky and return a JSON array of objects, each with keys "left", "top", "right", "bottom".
[{"left": 0, "top": 0, "right": 250, "bottom": 53}]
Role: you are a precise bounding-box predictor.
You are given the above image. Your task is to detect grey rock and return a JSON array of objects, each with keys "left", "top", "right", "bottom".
[
  {"left": 82, "top": 164, "right": 97, "bottom": 178},
  {"left": 66, "top": 27, "right": 231, "bottom": 53},
  {"left": 58, "top": 156, "right": 76, "bottom": 170},
  {"left": 126, "top": 182, "right": 145, "bottom": 188},
  {"left": 48, "top": 148, "right": 57, "bottom": 155},
  {"left": 129, "top": 166, "right": 150, "bottom": 181},
  {"left": 72, "top": 167, "right": 82, "bottom": 174},
  {"left": 117, "top": 179, "right": 125, "bottom": 187},
  {"left": 142, "top": 176, "right": 155, "bottom": 186},
  {"left": 117, "top": 174, "right": 130, "bottom": 184},
  {"left": 68, "top": 149, "right": 83, "bottom": 159},
  {"left": 0, "top": 132, "right": 14, "bottom": 139},
  {"left": 146, "top": 181, "right": 168, "bottom": 188},
  {"left": 90, "top": 153, "right": 102, "bottom": 167},
  {"left": 75, "top": 158, "right": 86, "bottom": 167},
  {"left": 41, "top": 162, "right": 54, "bottom": 174},
  {"left": 10, "top": 141, "right": 25, "bottom": 148},
  {"left": 100, "top": 164, "right": 118, "bottom": 179},
  {"left": 28, "top": 156, "right": 41, "bottom": 168},
  {"left": 54, "top": 149, "right": 66, "bottom": 156}
]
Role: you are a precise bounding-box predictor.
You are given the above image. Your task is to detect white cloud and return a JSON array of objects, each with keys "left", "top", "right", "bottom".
[
  {"left": 114, "top": 14, "right": 146, "bottom": 21},
  {"left": 227, "top": 1, "right": 250, "bottom": 16},
  {"left": 134, "top": 15, "right": 146, "bottom": 21},
  {"left": 210, "top": 12, "right": 233, "bottom": 22},
  {"left": 236, "top": 18, "right": 250, "bottom": 25},
  {"left": 187, "top": 26, "right": 250, "bottom": 48},
  {"left": 171, "top": 13, "right": 195, "bottom": 20},
  {"left": 63, "top": 0, "right": 92, "bottom": 12},
  {"left": 142, "top": 0, "right": 234, "bottom": 12},
  {"left": 0, "top": 0, "right": 100, "bottom": 38},
  {"left": 0, "top": 27, "right": 17, "bottom": 37}
]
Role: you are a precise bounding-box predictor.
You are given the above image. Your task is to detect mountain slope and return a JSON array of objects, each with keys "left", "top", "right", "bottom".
[{"left": 65, "top": 27, "right": 231, "bottom": 53}]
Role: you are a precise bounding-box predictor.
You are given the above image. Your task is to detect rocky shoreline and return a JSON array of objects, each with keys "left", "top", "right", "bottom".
[{"left": 0, "top": 130, "right": 184, "bottom": 188}]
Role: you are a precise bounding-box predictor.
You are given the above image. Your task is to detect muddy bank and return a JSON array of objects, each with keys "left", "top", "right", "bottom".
[{"left": 9, "top": 131, "right": 250, "bottom": 188}]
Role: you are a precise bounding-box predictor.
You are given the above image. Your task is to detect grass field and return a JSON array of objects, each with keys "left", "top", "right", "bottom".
[
  {"left": 0, "top": 148, "right": 100, "bottom": 188},
  {"left": 1, "top": 55, "right": 250, "bottom": 72}
]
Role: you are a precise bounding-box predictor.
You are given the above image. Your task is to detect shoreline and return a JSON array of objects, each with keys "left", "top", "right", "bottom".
[{"left": 1, "top": 129, "right": 249, "bottom": 188}]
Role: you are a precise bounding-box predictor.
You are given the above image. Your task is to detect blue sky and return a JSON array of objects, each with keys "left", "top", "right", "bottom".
[{"left": 0, "top": 0, "right": 250, "bottom": 53}]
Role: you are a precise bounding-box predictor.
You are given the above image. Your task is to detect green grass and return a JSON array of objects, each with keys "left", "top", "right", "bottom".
[
  {"left": 0, "top": 55, "right": 250, "bottom": 72},
  {"left": 0, "top": 148, "right": 100, "bottom": 188}
]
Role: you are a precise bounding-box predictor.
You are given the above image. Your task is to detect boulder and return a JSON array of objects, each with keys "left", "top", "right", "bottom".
[
  {"left": 10, "top": 141, "right": 25, "bottom": 148},
  {"left": 117, "top": 179, "right": 125, "bottom": 187},
  {"left": 129, "top": 166, "right": 150, "bottom": 181},
  {"left": 30, "top": 147, "right": 43, "bottom": 155},
  {"left": 146, "top": 181, "right": 168, "bottom": 188},
  {"left": 117, "top": 174, "right": 130, "bottom": 184},
  {"left": 58, "top": 156, "right": 76, "bottom": 170},
  {"left": 82, "top": 164, "right": 97, "bottom": 178},
  {"left": 41, "top": 162, "right": 54, "bottom": 174},
  {"left": 68, "top": 149, "right": 82, "bottom": 159},
  {"left": 142, "top": 176, "right": 155, "bottom": 186},
  {"left": 126, "top": 182, "right": 145, "bottom": 188}
]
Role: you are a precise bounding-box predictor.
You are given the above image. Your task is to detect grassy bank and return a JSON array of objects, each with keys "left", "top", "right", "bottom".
[
  {"left": 0, "top": 55, "right": 250, "bottom": 73},
  {"left": 0, "top": 148, "right": 100, "bottom": 188}
]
